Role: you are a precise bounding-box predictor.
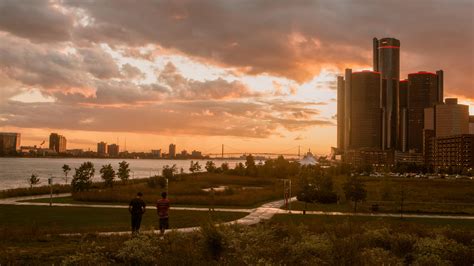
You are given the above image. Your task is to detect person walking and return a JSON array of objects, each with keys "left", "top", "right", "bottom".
[
  {"left": 129, "top": 192, "right": 146, "bottom": 234},
  {"left": 156, "top": 191, "right": 170, "bottom": 235}
]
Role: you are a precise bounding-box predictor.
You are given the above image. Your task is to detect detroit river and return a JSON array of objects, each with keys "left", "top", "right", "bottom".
[{"left": 0, "top": 157, "right": 245, "bottom": 190}]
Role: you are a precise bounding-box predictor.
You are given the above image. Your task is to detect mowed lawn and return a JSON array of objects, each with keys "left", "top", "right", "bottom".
[
  {"left": 291, "top": 175, "right": 474, "bottom": 215},
  {"left": 0, "top": 205, "right": 247, "bottom": 234},
  {"left": 271, "top": 214, "right": 474, "bottom": 230}
]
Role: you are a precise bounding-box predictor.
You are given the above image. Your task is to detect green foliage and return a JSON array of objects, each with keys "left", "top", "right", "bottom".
[
  {"left": 162, "top": 164, "right": 177, "bottom": 180},
  {"left": 205, "top": 161, "right": 217, "bottom": 173},
  {"left": 117, "top": 161, "right": 130, "bottom": 181},
  {"left": 62, "top": 240, "right": 111, "bottom": 265},
  {"left": 62, "top": 164, "right": 71, "bottom": 184},
  {"left": 147, "top": 175, "right": 167, "bottom": 189},
  {"left": 343, "top": 175, "right": 367, "bottom": 212},
  {"left": 189, "top": 161, "right": 202, "bottom": 173},
  {"left": 116, "top": 234, "right": 160, "bottom": 264},
  {"left": 200, "top": 222, "right": 227, "bottom": 260},
  {"left": 221, "top": 162, "right": 229, "bottom": 172},
  {"left": 27, "top": 173, "right": 40, "bottom": 189},
  {"left": 245, "top": 154, "right": 257, "bottom": 176},
  {"left": 297, "top": 168, "right": 338, "bottom": 204},
  {"left": 99, "top": 164, "right": 116, "bottom": 187},
  {"left": 71, "top": 162, "right": 95, "bottom": 192}
]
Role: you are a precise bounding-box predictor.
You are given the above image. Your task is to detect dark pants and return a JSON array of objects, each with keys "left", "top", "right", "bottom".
[
  {"left": 159, "top": 218, "right": 169, "bottom": 231},
  {"left": 131, "top": 214, "right": 143, "bottom": 233}
]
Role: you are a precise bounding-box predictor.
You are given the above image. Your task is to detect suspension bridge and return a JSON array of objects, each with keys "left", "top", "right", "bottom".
[{"left": 200, "top": 144, "right": 305, "bottom": 159}]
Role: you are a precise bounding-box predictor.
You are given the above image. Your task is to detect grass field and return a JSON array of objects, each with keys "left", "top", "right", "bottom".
[
  {"left": 72, "top": 173, "right": 291, "bottom": 207},
  {"left": 0, "top": 205, "right": 247, "bottom": 235},
  {"left": 293, "top": 175, "right": 474, "bottom": 214},
  {"left": 271, "top": 213, "right": 474, "bottom": 229}
]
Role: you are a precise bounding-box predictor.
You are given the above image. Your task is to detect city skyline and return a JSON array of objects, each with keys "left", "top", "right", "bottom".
[{"left": 0, "top": 1, "right": 473, "bottom": 154}]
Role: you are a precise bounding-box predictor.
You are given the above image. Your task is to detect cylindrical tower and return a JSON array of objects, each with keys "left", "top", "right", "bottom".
[{"left": 377, "top": 37, "right": 400, "bottom": 150}]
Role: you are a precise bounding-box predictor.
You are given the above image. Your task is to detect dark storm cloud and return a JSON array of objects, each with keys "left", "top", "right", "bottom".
[{"left": 61, "top": 0, "right": 472, "bottom": 97}]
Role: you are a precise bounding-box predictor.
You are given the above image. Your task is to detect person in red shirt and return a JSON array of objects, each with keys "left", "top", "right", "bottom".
[{"left": 156, "top": 191, "right": 170, "bottom": 235}]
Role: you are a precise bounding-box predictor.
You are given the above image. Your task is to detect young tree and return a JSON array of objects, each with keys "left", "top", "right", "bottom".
[
  {"left": 117, "top": 161, "right": 131, "bottom": 181},
  {"left": 27, "top": 173, "right": 40, "bottom": 189},
  {"left": 62, "top": 164, "right": 71, "bottom": 184},
  {"left": 162, "top": 164, "right": 177, "bottom": 180},
  {"left": 205, "top": 161, "right": 217, "bottom": 173},
  {"left": 71, "top": 162, "right": 95, "bottom": 192},
  {"left": 221, "top": 162, "right": 229, "bottom": 173},
  {"left": 343, "top": 175, "right": 367, "bottom": 213},
  {"left": 245, "top": 154, "right": 257, "bottom": 176},
  {"left": 189, "top": 161, "right": 202, "bottom": 174},
  {"left": 100, "top": 164, "right": 116, "bottom": 187}
]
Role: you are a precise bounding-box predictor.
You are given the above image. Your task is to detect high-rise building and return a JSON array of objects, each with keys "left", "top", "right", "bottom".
[
  {"left": 435, "top": 98, "right": 469, "bottom": 137},
  {"left": 345, "top": 70, "right": 382, "bottom": 149},
  {"left": 399, "top": 79, "right": 408, "bottom": 152},
  {"left": 337, "top": 76, "right": 345, "bottom": 150},
  {"left": 0, "top": 132, "right": 21, "bottom": 155},
  {"left": 169, "top": 143, "right": 176, "bottom": 159},
  {"left": 49, "top": 133, "right": 67, "bottom": 153},
  {"left": 97, "top": 142, "right": 108, "bottom": 156},
  {"left": 107, "top": 144, "right": 120, "bottom": 157},
  {"left": 374, "top": 37, "right": 400, "bottom": 150},
  {"left": 406, "top": 71, "right": 442, "bottom": 153},
  {"left": 151, "top": 149, "right": 162, "bottom": 157},
  {"left": 469, "top": 116, "right": 474, "bottom": 134}
]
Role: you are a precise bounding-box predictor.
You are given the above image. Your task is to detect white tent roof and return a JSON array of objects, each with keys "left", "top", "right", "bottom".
[{"left": 299, "top": 153, "right": 317, "bottom": 165}]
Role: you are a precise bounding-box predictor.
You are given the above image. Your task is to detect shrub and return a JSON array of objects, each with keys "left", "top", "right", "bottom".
[
  {"left": 147, "top": 175, "right": 167, "bottom": 189},
  {"left": 360, "top": 248, "right": 403, "bottom": 266},
  {"left": 62, "top": 241, "right": 110, "bottom": 265},
  {"left": 116, "top": 234, "right": 159, "bottom": 264},
  {"left": 200, "top": 222, "right": 227, "bottom": 261}
]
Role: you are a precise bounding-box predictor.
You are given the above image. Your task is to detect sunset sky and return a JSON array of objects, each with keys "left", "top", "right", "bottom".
[{"left": 0, "top": 0, "right": 473, "bottom": 155}]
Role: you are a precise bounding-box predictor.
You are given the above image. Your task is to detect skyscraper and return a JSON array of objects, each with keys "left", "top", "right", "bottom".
[
  {"left": 374, "top": 37, "right": 400, "bottom": 150},
  {"left": 399, "top": 79, "right": 408, "bottom": 152},
  {"left": 97, "top": 142, "right": 108, "bottom": 156},
  {"left": 337, "top": 76, "right": 345, "bottom": 150},
  {"left": 169, "top": 143, "right": 176, "bottom": 159},
  {"left": 406, "top": 71, "right": 441, "bottom": 152},
  {"left": 0, "top": 132, "right": 21, "bottom": 155},
  {"left": 107, "top": 144, "right": 120, "bottom": 157},
  {"left": 49, "top": 133, "right": 67, "bottom": 153},
  {"left": 345, "top": 70, "right": 382, "bottom": 149}
]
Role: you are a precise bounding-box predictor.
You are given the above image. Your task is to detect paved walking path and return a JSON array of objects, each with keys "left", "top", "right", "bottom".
[{"left": 2, "top": 194, "right": 473, "bottom": 237}]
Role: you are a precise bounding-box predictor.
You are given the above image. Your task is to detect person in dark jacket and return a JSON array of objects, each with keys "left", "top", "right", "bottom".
[{"left": 129, "top": 192, "right": 146, "bottom": 234}]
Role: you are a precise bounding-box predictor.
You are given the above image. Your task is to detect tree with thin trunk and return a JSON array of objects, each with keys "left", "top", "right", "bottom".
[
  {"left": 343, "top": 175, "right": 367, "bottom": 213},
  {"left": 118, "top": 161, "right": 130, "bottom": 182},
  {"left": 28, "top": 174, "right": 40, "bottom": 189},
  {"left": 100, "top": 164, "right": 116, "bottom": 187},
  {"left": 71, "top": 162, "right": 95, "bottom": 192},
  {"left": 62, "top": 164, "right": 71, "bottom": 184}
]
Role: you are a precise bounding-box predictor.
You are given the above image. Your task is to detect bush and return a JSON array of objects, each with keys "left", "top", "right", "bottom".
[
  {"left": 200, "top": 222, "right": 227, "bottom": 261},
  {"left": 147, "top": 175, "right": 167, "bottom": 189},
  {"left": 116, "top": 234, "right": 159, "bottom": 264},
  {"left": 62, "top": 241, "right": 110, "bottom": 265}
]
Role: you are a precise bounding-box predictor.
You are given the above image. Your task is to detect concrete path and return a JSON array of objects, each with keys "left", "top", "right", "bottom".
[{"left": 0, "top": 193, "right": 251, "bottom": 213}]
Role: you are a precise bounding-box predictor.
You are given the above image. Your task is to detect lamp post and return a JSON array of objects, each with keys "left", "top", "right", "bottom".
[{"left": 48, "top": 176, "right": 53, "bottom": 207}]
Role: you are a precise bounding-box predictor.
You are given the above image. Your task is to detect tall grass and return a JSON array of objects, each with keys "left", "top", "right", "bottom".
[{"left": 72, "top": 173, "right": 286, "bottom": 206}]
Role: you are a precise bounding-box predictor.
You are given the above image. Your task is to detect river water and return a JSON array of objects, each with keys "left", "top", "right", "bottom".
[{"left": 0, "top": 158, "right": 245, "bottom": 190}]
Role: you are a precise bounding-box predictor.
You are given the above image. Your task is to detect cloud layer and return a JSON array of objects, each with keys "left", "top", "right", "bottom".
[{"left": 0, "top": 0, "right": 472, "bottom": 148}]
